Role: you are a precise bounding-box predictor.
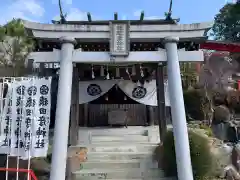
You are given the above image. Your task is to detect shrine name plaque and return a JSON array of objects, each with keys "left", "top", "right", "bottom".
[{"left": 109, "top": 22, "right": 130, "bottom": 56}]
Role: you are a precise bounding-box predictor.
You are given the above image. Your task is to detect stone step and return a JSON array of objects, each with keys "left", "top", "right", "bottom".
[
  {"left": 91, "top": 135, "right": 149, "bottom": 143},
  {"left": 77, "top": 127, "right": 161, "bottom": 144},
  {"left": 86, "top": 144, "right": 158, "bottom": 153},
  {"left": 73, "top": 178, "right": 174, "bottom": 180},
  {"left": 78, "top": 127, "right": 160, "bottom": 136},
  {"left": 72, "top": 168, "right": 165, "bottom": 179},
  {"left": 69, "top": 142, "right": 158, "bottom": 152},
  {"left": 79, "top": 160, "right": 158, "bottom": 170},
  {"left": 76, "top": 142, "right": 159, "bottom": 146},
  {"left": 85, "top": 152, "right": 152, "bottom": 161}
]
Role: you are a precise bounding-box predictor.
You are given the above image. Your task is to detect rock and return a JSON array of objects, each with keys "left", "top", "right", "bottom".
[
  {"left": 223, "top": 165, "right": 240, "bottom": 180},
  {"left": 212, "top": 123, "right": 228, "bottom": 141},
  {"left": 213, "top": 105, "right": 231, "bottom": 125},
  {"left": 211, "top": 120, "right": 240, "bottom": 143}
]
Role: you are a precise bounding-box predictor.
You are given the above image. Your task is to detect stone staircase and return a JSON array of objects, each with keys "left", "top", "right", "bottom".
[{"left": 67, "top": 126, "right": 173, "bottom": 180}]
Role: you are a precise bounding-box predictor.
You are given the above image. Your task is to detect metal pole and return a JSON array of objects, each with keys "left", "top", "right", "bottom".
[
  {"left": 50, "top": 37, "right": 76, "bottom": 180},
  {"left": 164, "top": 36, "right": 193, "bottom": 180}
]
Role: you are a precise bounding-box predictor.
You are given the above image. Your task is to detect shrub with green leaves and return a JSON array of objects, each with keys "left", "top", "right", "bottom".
[
  {"left": 154, "top": 130, "right": 215, "bottom": 179},
  {"left": 183, "top": 89, "right": 204, "bottom": 120},
  {"left": 199, "top": 123, "right": 213, "bottom": 137}
]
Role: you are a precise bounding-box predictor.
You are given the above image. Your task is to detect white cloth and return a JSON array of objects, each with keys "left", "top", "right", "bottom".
[
  {"left": 78, "top": 80, "right": 170, "bottom": 106},
  {"left": 118, "top": 80, "right": 170, "bottom": 106},
  {"left": 79, "top": 80, "right": 117, "bottom": 104}
]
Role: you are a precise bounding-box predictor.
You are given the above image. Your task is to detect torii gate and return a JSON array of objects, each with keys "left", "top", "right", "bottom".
[{"left": 23, "top": 20, "right": 212, "bottom": 180}]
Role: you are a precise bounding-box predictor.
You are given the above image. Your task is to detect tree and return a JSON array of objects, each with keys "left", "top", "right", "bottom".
[
  {"left": 0, "top": 18, "right": 34, "bottom": 76},
  {"left": 198, "top": 52, "right": 237, "bottom": 125},
  {"left": 180, "top": 62, "right": 199, "bottom": 89},
  {"left": 212, "top": 2, "right": 240, "bottom": 42}
]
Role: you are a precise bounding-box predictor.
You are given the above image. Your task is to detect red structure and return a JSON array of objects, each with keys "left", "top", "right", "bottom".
[
  {"left": 238, "top": 80, "right": 240, "bottom": 91},
  {"left": 200, "top": 40, "right": 240, "bottom": 53},
  {"left": 0, "top": 168, "right": 38, "bottom": 180}
]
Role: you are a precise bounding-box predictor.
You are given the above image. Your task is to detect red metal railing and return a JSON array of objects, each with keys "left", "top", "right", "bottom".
[{"left": 0, "top": 168, "right": 38, "bottom": 180}]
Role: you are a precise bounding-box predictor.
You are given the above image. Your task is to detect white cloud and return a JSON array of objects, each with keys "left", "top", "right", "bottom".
[
  {"left": 133, "top": 10, "right": 163, "bottom": 20},
  {"left": 121, "top": 15, "right": 128, "bottom": 20},
  {"left": 133, "top": 10, "right": 143, "bottom": 17},
  {"left": 65, "top": 0, "right": 73, "bottom": 5},
  {"left": 66, "top": 8, "right": 88, "bottom": 21},
  {"left": 0, "top": 0, "right": 44, "bottom": 25},
  {"left": 145, "top": 16, "right": 164, "bottom": 20}
]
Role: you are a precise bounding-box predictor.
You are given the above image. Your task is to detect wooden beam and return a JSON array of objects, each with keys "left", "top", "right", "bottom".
[
  {"left": 84, "top": 104, "right": 88, "bottom": 126},
  {"left": 69, "top": 67, "right": 80, "bottom": 145},
  {"left": 67, "top": 67, "right": 80, "bottom": 180},
  {"left": 147, "top": 106, "right": 155, "bottom": 126},
  {"left": 156, "top": 64, "right": 167, "bottom": 141}
]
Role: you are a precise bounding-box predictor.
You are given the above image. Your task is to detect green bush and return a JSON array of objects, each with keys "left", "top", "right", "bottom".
[
  {"left": 154, "top": 130, "right": 215, "bottom": 179},
  {"left": 183, "top": 89, "right": 204, "bottom": 120},
  {"left": 199, "top": 124, "right": 213, "bottom": 137}
]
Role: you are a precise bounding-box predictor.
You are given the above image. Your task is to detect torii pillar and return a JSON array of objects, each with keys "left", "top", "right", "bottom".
[
  {"left": 164, "top": 36, "right": 193, "bottom": 180},
  {"left": 50, "top": 37, "right": 76, "bottom": 180}
]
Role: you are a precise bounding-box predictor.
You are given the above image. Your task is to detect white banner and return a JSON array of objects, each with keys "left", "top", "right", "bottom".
[{"left": 0, "top": 77, "right": 51, "bottom": 159}]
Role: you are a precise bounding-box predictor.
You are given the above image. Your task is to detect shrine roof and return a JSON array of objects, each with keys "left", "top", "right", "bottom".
[
  {"left": 23, "top": 20, "right": 212, "bottom": 32},
  {"left": 22, "top": 20, "right": 213, "bottom": 42},
  {"left": 52, "top": 19, "right": 178, "bottom": 25}
]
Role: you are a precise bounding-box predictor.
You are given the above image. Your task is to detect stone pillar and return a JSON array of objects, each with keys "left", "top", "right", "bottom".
[
  {"left": 50, "top": 37, "right": 76, "bottom": 180},
  {"left": 164, "top": 36, "right": 193, "bottom": 180}
]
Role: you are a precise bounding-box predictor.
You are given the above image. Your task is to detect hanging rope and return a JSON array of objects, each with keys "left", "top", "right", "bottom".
[
  {"left": 91, "top": 65, "right": 95, "bottom": 79},
  {"left": 106, "top": 66, "right": 110, "bottom": 80}
]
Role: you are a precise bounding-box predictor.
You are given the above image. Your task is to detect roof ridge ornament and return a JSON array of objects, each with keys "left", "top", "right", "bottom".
[
  {"left": 165, "top": 0, "right": 173, "bottom": 21},
  {"left": 165, "top": 0, "right": 180, "bottom": 23},
  {"left": 52, "top": 0, "right": 67, "bottom": 24}
]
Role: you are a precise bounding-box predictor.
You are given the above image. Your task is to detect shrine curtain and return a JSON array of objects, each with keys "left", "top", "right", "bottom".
[
  {"left": 78, "top": 80, "right": 170, "bottom": 106},
  {"left": 117, "top": 80, "right": 170, "bottom": 106},
  {"left": 78, "top": 80, "right": 117, "bottom": 104}
]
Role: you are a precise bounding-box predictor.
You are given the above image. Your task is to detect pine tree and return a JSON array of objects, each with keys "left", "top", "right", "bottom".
[{"left": 0, "top": 19, "right": 34, "bottom": 76}]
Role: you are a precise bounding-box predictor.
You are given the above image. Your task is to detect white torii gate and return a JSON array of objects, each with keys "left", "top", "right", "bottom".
[{"left": 23, "top": 20, "right": 212, "bottom": 180}]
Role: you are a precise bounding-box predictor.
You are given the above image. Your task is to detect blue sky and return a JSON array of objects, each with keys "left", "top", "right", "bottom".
[{"left": 0, "top": 0, "right": 234, "bottom": 25}]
